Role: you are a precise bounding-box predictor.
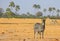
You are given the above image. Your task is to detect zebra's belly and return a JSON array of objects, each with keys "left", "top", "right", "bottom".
[
  {"left": 34, "top": 28, "right": 44, "bottom": 32},
  {"left": 38, "top": 29, "right": 44, "bottom": 32}
]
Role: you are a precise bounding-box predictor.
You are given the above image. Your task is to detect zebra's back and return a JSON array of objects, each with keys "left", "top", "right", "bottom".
[{"left": 34, "top": 23, "right": 44, "bottom": 32}]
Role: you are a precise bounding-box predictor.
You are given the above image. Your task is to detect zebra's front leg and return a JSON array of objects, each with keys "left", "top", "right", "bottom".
[
  {"left": 34, "top": 30, "right": 36, "bottom": 39},
  {"left": 42, "top": 31, "right": 44, "bottom": 39}
]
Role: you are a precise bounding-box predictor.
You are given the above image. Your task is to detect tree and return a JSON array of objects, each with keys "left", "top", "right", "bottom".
[
  {"left": 43, "top": 8, "right": 47, "bottom": 16},
  {"left": 0, "top": 8, "right": 4, "bottom": 17},
  {"left": 0, "top": 8, "right": 4, "bottom": 13},
  {"left": 33, "top": 4, "right": 40, "bottom": 9},
  {"left": 56, "top": 9, "right": 60, "bottom": 18},
  {"left": 5, "top": 8, "right": 15, "bottom": 18},
  {"left": 48, "top": 7, "right": 54, "bottom": 17},
  {"left": 20, "top": 13, "right": 27, "bottom": 18},
  {"left": 48, "top": 7, "right": 56, "bottom": 16},
  {"left": 15, "top": 5, "right": 20, "bottom": 15},
  {"left": 4, "top": 8, "right": 11, "bottom": 18},
  {"left": 52, "top": 7, "right": 56, "bottom": 16},
  {"left": 26, "top": 12, "right": 31, "bottom": 16},
  {"left": 48, "top": 7, "right": 57, "bottom": 24},
  {"left": 43, "top": 8, "right": 46, "bottom": 12},
  {"left": 9, "top": 1, "right": 15, "bottom": 10},
  {"left": 36, "top": 11, "right": 43, "bottom": 18},
  {"left": 6, "top": 8, "right": 11, "bottom": 12},
  {"left": 48, "top": 7, "right": 52, "bottom": 13},
  {"left": 33, "top": 4, "right": 40, "bottom": 13},
  {"left": 26, "top": 12, "right": 34, "bottom": 18},
  {"left": 5, "top": 11, "right": 15, "bottom": 18},
  {"left": 53, "top": 7, "right": 56, "bottom": 10}
]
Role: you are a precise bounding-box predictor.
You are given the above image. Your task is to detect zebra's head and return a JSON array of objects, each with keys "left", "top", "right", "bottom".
[{"left": 42, "top": 19, "right": 46, "bottom": 22}]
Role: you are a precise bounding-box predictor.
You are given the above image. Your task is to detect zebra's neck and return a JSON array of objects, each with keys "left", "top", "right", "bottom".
[{"left": 42, "top": 20, "right": 45, "bottom": 27}]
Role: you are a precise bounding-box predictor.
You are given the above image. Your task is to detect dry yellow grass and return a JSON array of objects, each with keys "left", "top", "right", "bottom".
[{"left": 0, "top": 18, "right": 60, "bottom": 41}]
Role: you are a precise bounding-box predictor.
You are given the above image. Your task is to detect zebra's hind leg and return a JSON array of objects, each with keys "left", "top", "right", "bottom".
[
  {"left": 34, "top": 32, "right": 35, "bottom": 39},
  {"left": 38, "top": 31, "right": 41, "bottom": 39},
  {"left": 34, "top": 31, "right": 38, "bottom": 39}
]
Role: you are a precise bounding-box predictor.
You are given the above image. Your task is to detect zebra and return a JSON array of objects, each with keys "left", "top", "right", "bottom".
[{"left": 34, "top": 19, "right": 46, "bottom": 39}]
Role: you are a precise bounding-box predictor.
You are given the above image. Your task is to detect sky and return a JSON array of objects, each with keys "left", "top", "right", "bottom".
[{"left": 0, "top": 0, "right": 60, "bottom": 15}]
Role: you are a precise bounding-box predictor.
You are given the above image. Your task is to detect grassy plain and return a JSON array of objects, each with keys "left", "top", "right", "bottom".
[{"left": 0, "top": 18, "right": 60, "bottom": 41}]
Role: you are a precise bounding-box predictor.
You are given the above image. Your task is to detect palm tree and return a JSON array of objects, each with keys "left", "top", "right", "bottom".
[
  {"left": 48, "top": 7, "right": 56, "bottom": 16},
  {"left": 52, "top": 7, "right": 56, "bottom": 16},
  {"left": 0, "top": 8, "right": 4, "bottom": 17},
  {"left": 43, "top": 8, "right": 47, "bottom": 16},
  {"left": 48, "top": 7, "right": 57, "bottom": 24},
  {"left": 48, "top": 7, "right": 53, "bottom": 24},
  {"left": 9, "top": 1, "right": 15, "bottom": 10},
  {"left": 33, "top": 4, "right": 40, "bottom": 13},
  {"left": 15, "top": 5, "right": 20, "bottom": 15},
  {"left": 0, "top": 8, "right": 4, "bottom": 13},
  {"left": 33, "top": 4, "right": 40, "bottom": 9},
  {"left": 56, "top": 9, "right": 60, "bottom": 17},
  {"left": 48, "top": 7, "right": 53, "bottom": 18},
  {"left": 52, "top": 7, "right": 57, "bottom": 24},
  {"left": 48, "top": 7, "right": 52, "bottom": 15}
]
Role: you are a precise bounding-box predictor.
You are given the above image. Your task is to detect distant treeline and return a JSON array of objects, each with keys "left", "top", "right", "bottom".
[{"left": 0, "top": 1, "right": 60, "bottom": 19}]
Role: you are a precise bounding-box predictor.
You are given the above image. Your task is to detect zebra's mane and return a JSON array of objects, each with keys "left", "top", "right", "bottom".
[{"left": 35, "top": 23, "right": 42, "bottom": 26}]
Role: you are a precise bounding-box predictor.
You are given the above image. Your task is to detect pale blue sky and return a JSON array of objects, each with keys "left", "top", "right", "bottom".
[{"left": 0, "top": 0, "right": 60, "bottom": 15}]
